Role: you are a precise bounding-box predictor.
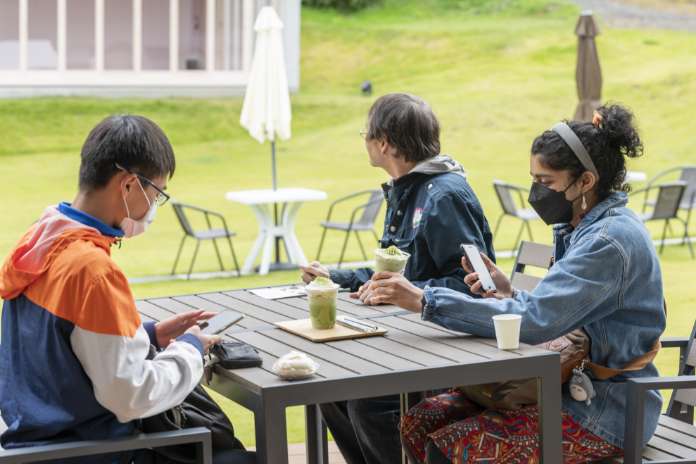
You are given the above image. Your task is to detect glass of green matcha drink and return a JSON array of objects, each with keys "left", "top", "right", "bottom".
[
  {"left": 305, "top": 276, "right": 340, "bottom": 330},
  {"left": 374, "top": 245, "right": 410, "bottom": 274}
]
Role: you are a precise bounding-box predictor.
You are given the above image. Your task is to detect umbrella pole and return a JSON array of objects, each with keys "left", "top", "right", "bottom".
[{"left": 272, "top": 140, "right": 281, "bottom": 264}]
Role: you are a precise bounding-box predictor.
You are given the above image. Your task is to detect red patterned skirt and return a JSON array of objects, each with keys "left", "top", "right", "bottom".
[{"left": 400, "top": 388, "right": 622, "bottom": 463}]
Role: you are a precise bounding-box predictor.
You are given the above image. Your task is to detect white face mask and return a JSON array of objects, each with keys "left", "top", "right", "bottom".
[{"left": 120, "top": 178, "right": 158, "bottom": 238}]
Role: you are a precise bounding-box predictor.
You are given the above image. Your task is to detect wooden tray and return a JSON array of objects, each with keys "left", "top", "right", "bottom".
[{"left": 275, "top": 318, "right": 387, "bottom": 343}]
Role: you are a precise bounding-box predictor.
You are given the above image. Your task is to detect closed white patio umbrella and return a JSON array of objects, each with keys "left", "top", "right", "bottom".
[
  {"left": 240, "top": 5, "right": 292, "bottom": 190},
  {"left": 240, "top": 5, "right": 292, "bottom": 266}
]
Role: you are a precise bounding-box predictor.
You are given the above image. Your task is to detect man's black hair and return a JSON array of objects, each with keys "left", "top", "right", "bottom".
[{"left": 78, "top": 115, "right": 175, "bottom": 190}]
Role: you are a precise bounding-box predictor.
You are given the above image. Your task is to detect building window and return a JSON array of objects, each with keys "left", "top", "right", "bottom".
[
  {"left": 178, "top": 0, "right": 206, "bottom": 70},
  {"left": 28, "top": 0, "right": 58, "bottom": 70},
  {"left": 104, "top": 0, "right": 133, "bottom": 70},
  {"left": 142, "top": 0, "right": 170, "bottom": 70},
  {"left": 0, "top": 0, "right": 20, "bottom": 70},
  {"left": 67, "top": 0, "right": 95, "bottom": 69}
]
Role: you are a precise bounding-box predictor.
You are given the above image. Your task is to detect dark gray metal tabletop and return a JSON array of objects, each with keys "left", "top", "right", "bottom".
[{"left": 137, "top": 288, "right": 562, "bottom": 464}]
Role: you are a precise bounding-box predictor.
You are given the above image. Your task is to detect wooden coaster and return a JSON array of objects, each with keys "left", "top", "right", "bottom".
[{"left": 275, "top": 318, "right": 387, "bottom": 343}]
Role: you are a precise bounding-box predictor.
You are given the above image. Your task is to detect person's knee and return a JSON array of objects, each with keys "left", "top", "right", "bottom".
[{"left": 346, "top": 396, "right": 399, "bottom": 427}]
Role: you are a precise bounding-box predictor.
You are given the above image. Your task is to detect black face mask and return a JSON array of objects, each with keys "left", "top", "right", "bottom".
[{"left": 528, "top": 181, "right": 577, "bottom": 225}]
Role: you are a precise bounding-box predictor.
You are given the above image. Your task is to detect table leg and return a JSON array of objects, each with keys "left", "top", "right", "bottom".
[
  {"left": 259, "top": 230, "right": 275, "bottom": 275},
  {"left": 305, "top": 404, "right": 328, "bottom": 464},
  {"left": 255, "top": 398, "right": 289, "bottom": 464},
  {"left": 537, "top": 359, "right": 562, "bottom": 463},
  {"left": 281, "top": 201, "right": 308, "bottom": 265},
  {"left": 245, "top": 204, "right": 274, "bottom": 275},
  {"left": 243, "top": 231, "right": 266, "bottom": 275}
]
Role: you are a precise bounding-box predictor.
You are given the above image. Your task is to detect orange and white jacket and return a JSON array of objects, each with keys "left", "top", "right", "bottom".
[{"left": 0, "top": 203, "right": 203, "bottom": 451}]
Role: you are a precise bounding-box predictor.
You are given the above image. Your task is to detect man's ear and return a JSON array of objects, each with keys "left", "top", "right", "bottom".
[
  {"left": 119, "top": 172, "right": 136, "bottom": 194},
  {"left": 381, "top": 139, "right": 398, "bottom": 158}
]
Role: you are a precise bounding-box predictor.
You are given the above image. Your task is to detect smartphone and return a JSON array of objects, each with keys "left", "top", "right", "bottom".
[
  {"left": 199, "top": 311, "right": 244, "bottom": 335},
  {"left": 460, "top": 244, "right": 497, "bottom": 293}
]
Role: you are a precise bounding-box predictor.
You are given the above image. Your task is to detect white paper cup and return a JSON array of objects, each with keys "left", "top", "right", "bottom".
[{"left": 492, "top": 314, "right": 522, "bottom": 350}]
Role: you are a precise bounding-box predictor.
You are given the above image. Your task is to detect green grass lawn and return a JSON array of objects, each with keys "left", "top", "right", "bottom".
[{"left": 1, "top": 0, "right": 696, "bottom": 447}]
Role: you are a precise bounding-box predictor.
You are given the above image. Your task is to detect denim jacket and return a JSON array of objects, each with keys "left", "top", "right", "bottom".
[
  {"left": 421, "top": 192, "right": 665, "bottom": 448},
  {"left": 331, "top": 155, "right": 495, "bottom": 293}
]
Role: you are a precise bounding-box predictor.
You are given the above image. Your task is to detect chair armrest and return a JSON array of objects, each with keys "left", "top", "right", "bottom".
[
  {"left": 176, "top": 202, "right": 216, "bottom": 215},
  {"left": 661, "top": 336, "right": 690, "bottom": 349},
  {"left": 325, "top": 190, "right": 377, "bottom": 222},
  {"left": 202, "top": 209, "right": 230, "bottom": 232},
  {"left": 176, "top": 203, "right": 230, "bottom": 232},
  {"left": 624, "top": 376, "right": 696, "bottom": 464},
  {"left": 0, "top": 428, "right": 212, "bottom": 464},
  {"left": 645, "top": 166, "right": 684, "bottom": 189},
  {"left": 628, "top": 185, "right": 657, "bottom": 197},
  {"left": 628, "top": 375, "right": 696, "bottom": 391},
  {"left": 347, "top": 197, "right": 383, "bottom": 226}
]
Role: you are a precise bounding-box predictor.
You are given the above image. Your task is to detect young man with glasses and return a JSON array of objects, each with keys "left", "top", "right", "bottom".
[{"left": 0, "top": 115, "right": 254, "bottom": 463}]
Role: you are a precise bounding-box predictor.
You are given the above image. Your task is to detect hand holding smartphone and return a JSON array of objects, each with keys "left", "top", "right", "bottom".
[
  {"left": 460, "top": 244, "right": 497, "bottom": 293},
  {"left": 199, "top": 311, "right": 244, "bottom": 335}
]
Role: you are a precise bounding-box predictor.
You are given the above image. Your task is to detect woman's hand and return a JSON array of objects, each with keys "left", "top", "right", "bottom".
[
  {"left": 462, "top": 253, "right": 513, "bottom": 299},
  {"left": 299, "top": 261, "right": 330, "bottom": 284},
  {"left": 155, "top": 309, "right": 216, "bottom": 348},
  {"left": 361, "top": 272, "right": 424, "bottom": 312}
]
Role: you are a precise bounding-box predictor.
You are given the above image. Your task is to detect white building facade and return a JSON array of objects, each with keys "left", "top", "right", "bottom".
[{"left": 0, "top": 0, "right": 300, "bottom": 97}]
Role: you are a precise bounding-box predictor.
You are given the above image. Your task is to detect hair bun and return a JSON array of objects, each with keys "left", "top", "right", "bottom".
[{"left": 595, "top": 104, "right": 643, "bottom": 159}]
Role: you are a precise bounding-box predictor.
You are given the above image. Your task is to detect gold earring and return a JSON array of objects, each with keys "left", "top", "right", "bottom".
[{"left": 581, "top": 194, "right": 587, "bottom": 211}]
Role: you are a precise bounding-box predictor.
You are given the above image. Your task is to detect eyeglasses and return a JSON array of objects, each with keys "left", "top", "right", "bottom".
[
  {"left": 115, "top": 163, "right": 170, "bottom": 207},
  {"left": 136, "top": 174, "right": 170, "bottom": 207}
]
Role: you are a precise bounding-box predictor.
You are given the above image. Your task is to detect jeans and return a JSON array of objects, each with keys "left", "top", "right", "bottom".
[{"left": 320, "top": 395, "right": 402, "bottom": 464}]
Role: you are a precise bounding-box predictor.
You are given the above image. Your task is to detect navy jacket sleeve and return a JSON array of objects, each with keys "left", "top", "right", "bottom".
[
  {"left": 329, "top": 268, "right": 374, "bottom": 292},
  {"left": 411, "top": 192, "right": 492, "bottom": 294}
]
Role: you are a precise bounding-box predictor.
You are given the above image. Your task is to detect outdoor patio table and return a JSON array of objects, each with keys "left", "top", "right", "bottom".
[
  {"left": 225, "top": 188, "right": 327, "bottom": 275},
  {"left": 626, "top": 170, "right": 647, "bottom": 183},
  {"left": 136, "top": 288, "right": 562, "bottom": 464}
]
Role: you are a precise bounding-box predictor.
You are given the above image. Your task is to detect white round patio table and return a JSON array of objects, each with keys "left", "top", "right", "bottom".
[{"left": 226, "top": 188, "right": 327, "bottom": 275}]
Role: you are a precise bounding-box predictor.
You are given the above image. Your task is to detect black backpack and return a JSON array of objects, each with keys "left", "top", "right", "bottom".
[{"left": 139, "top": 348, "right": 245, "bottom": 463}]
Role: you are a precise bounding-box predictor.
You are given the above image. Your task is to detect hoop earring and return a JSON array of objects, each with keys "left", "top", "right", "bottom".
[{"left": 581, "top": 194, "right": 588, "bottom": 211}]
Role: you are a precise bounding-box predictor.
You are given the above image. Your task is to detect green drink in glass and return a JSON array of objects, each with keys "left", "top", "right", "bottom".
[
  {"left": 374, "top": 245, "right": 410, "bottom": 273},
  {"left": 305, "top": 277, "right": 339, "bottom": 330}
]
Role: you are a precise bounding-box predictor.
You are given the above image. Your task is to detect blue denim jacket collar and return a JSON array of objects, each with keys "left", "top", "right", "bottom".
[{"left": 552, "top": 192, "right": 628, "bottom": 257}]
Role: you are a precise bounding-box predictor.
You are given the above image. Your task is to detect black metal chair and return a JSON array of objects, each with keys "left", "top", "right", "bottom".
[
  {"left": 492, "top": 180, "right": 540, "bottom": 252},
  {"left": 0, "top": 413, "right": 212, "bottom": 464},
  {"left": 631, "top": 181, "right": 693, "bottom": 258},
  {"left": 643, "top": 166, "right": 696, "bottom": 242},
  {"left": 171, "top": 201, "right": 241, "bottom": 279},
  {"left": 316, "top": 189, "right": 383, "bottom": 268},
  {"left": 622, "top": 320, "right": 696, "bottom": 463}
]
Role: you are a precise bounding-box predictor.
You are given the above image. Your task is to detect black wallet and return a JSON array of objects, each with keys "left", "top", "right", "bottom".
[{"left": 210, "top": 341, "right": 262, "bottom": 369}]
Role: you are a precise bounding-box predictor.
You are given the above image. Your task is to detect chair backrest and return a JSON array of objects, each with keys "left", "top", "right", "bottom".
[
  {"left": 651, "top": 182, "right": 686, "bottom": 220},
  {"left": 171, "top": 202, "right": 196, "bottom": 237},
  {"left": 493, "top": 180, "right": 522, "bottom": 216},
  {"left": 510, "top": 241, "right": 554, "bottom": 292},
  {"left": 678, "top": 166, "right": 696, "bottom": 208},
  {"left": 357, "top": 190, "right": 384, "bottom": 226}
]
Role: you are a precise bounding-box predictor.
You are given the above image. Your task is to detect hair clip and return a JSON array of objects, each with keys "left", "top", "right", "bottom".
[{"left": 592, "top": 111, "right": 603, "bottom": 128}]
